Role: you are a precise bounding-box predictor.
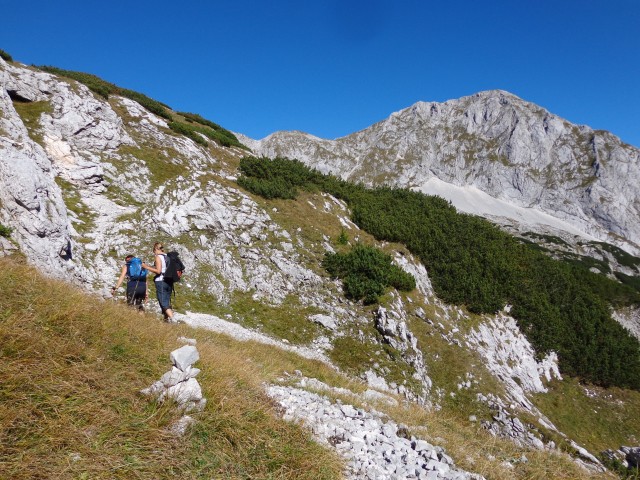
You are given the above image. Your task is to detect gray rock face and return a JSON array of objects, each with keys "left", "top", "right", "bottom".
[
  {"left": 621, "top": 446, "right": 640, "bottom": 468},
  {"left": 244, "top": 90, "right": 640, "bottom": 253},
  {"left": 0, "top": 60, "right": 73, "bottom": 277},
  {"left": 170, "top": 345, "right": 200, "bottom": 371}
]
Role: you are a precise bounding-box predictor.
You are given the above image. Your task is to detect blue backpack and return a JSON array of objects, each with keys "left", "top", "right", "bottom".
[{"left": 127, "top": 257, "right": 148, "bottom": 281}]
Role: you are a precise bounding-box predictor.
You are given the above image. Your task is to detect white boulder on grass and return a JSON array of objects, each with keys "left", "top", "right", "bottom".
[{"left": 171, "top": 345, "right": 199, "bottom": 371}]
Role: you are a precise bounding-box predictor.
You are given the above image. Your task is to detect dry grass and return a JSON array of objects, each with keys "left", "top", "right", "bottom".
[{"left": 0, "top": 256, "right": 342, "bottom": 479}]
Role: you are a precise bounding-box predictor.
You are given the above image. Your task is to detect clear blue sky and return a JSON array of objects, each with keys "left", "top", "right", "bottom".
[{"left": 2, "top": 0, "right": 639, "bottom": 147}]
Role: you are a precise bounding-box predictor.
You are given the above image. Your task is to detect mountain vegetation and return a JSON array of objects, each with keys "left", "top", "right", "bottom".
[
  {"left": 3, "top": 51, "right": 640, "bottom": 477},
  {"left": 238, "top": 156, "right": 640, "bottom": 391},
  {"left": 323, "top": 244, "right": 416, "bottom": 304},
  {"left": 0, "top": 255, "right": 619, "bottom": 480},
  {"left": 0, "top": 48, "right": 12, "bottom": 62}
]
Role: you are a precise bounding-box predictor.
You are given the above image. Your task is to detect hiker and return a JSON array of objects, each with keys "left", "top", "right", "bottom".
[
  {"left": 142, "top": 242, "right": 174, "bottom": 322},
  {"left": 112, "top": 254, "right": 148, "bottom": 311}
]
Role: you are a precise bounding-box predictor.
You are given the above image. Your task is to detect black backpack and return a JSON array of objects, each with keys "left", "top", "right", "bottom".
[{"left": 164, "top": 251, "right": 185, "bottom": 283}]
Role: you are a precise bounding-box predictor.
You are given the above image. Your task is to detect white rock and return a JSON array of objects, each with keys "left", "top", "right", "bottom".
[
  {"left": 162, "top": 377, "right": 203, "bottom": 405},
  {"left": 160, "top": 366, "right": 201, "bottom": 387},
  {"left": 170, "top": 345, "right": 199, "bottom": 371},
  {"left": 170, "top": 415, "right": 195, "bottom": 436},
  {"left": 309, "top": 314, "right": 337, "bottom": 330}
]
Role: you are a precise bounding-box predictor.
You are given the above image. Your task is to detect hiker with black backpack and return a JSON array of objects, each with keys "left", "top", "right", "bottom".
[
  {"left": 142, "top": 242, "right": 185, "bottom": 322},
  {"left": 112, "top": 254, "right": 148, "bottom": 311}
]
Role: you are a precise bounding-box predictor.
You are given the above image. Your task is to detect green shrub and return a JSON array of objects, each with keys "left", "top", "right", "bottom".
[
  {"left": 168, "top": 121, "right": 208, "bottom": 146},
  {"left": 592, "top": 241, "right": 640, "bottom": 269},
  {"left": 169, "top": 120, "right": 246, "bottom": 149},
  {"left": 337, "top": 229, "right": 349, "bottom": 245},
  {"left": 177, "top": 111, "right": 246, "bottom": 149},
  {"left": 237, "top": 156, "right": 640, "bottom": 390},
  {"left": 323, "top": 244, "right": 416, "bottom": 304},
  {"left": 0, "top": 224, "right": 13, "bottom": 238},
  {"left": 35, "top": 67, "right": 245, "bottom": 149},
  {"left": 0, "top": 48, "right": 13, "bottom": 62},
  {"left": 237, "top": 175, "right": 297, "bottom": 199}
]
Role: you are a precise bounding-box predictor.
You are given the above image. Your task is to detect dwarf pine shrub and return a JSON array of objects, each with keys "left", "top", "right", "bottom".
[
  {"left": 37, "top": 66, "right": 173, "bottom": 120},
  {"left": 177, "top": 111, "right": 246, "bottom": 149},
  {"left": 0, "top": 48, "right": 13, "bottom": 62},
  {"left": 323, "top": 244, "right": 416, "bottom": 304}
]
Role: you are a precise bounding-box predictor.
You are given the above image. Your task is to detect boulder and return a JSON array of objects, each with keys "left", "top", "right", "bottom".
[{"left": 170, "top": 345, "right": 199, "bottom": 371}]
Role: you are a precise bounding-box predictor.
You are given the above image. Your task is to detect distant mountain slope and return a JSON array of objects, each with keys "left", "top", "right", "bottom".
[{"left": 242, "top": 90, "right": 640, "bottom": 253}]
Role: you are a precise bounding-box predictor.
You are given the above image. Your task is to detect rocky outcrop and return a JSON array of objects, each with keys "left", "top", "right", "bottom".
[
  {"left": 0, "top": 59, "right": 73, "bottom": 276},
  {"left": 465, "top": 311, "right": 562, "bottom": 410},
  {"left": 243, "top": 90, "right": 640, "bottom": 253}
]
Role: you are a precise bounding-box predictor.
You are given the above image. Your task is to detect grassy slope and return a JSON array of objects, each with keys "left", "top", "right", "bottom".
[{"left": 0, "top": 256, "right": 342, "bottom": 480}]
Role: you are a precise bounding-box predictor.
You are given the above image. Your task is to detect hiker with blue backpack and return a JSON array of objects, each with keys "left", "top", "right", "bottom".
[
  {"left": 112, "top": 254, "right": 148, "bottom": 311},
  {"left": 142, "top": 242, "right": 185, "bottom": 322}
]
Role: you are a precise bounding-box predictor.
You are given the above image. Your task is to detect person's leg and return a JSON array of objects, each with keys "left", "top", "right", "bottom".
[
  {"left": 155, "top": 281, "right": 173, "bottom": 320},
  {"left": 134, "top": 283, "right": 146, "bottom": 312},
  {"left": 164, "top": 281, "right": 174, "bottom": 320},
  {"left": 126, "top": 283, "right": 135, "bottom": 306}
]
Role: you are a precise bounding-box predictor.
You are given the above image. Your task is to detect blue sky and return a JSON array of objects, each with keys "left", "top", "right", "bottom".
[{"left": 2, "top": 0, "right": 639, "bottom": 146}]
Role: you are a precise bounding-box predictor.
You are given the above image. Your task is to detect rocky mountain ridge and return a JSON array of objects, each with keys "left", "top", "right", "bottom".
[
  {"left": 1, "top": 55, "right": 639, "bottom": 478},
  {"left": 242, "top": 90, "right": 640, "bottom": 255}
]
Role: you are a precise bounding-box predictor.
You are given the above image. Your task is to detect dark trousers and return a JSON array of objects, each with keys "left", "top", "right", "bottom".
[{"left": 126, "top": 280, "right": 147, "bottom": 310}]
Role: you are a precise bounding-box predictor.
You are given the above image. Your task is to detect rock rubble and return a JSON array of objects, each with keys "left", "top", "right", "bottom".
[{"left": 267, "top": 383, "right": 484, "bottom": 480}]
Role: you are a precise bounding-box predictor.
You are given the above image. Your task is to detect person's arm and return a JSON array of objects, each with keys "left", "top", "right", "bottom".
[
  {"left": 111, "top": 265, "right": 127, "bottom": 295},
  {"left": 142, "top": 255, "right": 161, "bottom": 275}
]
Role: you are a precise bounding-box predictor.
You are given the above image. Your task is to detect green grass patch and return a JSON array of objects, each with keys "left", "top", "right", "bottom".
[
  {"left": 0, "top": 255, "right": 343, "bottom": 480},
  {"left": 116, "top": 144, "right": 185, "bottom": 189},
  {"left": 0, "top": 223, "right": 13, "bottom": 238},
  {"left": 11, "top": 99, "right": 53, "bottom": 146},
  {"left": 408, "top": 312, "right": 503, "bottom": 416},
  {"left": 329, "top": 327, "right": 421, "bottom": 392},
  {"left": 54, "top": 177, "right": 97, "bottom": 234},
  {"left": 532, "top": 378, "right": 640, "bottom": 454},
  {"left": 229, "top": 293, "right": 325, "bottom": 345}
]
